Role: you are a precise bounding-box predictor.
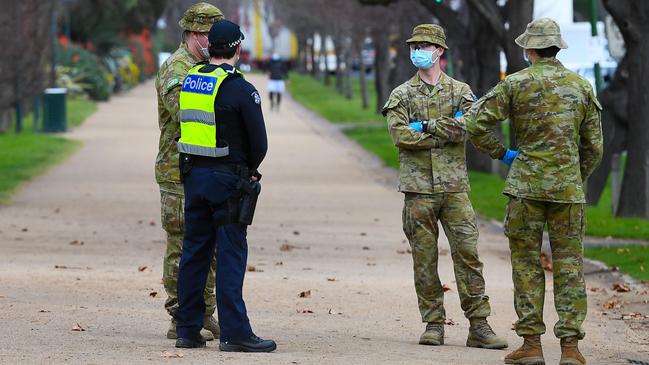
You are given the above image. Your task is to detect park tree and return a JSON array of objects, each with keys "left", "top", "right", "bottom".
[
  {"left": 0, "top": 0, "right": 55, "bottom": 133},
  {"left": 598, "top": 0, "right": 649, "bottom": 218}
]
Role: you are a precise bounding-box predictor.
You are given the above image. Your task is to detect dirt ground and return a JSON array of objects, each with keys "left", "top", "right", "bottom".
[{"left": 0, "top": 76, "right": 647, "bottom": 364}]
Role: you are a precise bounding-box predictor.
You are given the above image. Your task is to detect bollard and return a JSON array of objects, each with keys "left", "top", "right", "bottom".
[{"left": 42, "top": 88, "right": 67, "bottom": 133}]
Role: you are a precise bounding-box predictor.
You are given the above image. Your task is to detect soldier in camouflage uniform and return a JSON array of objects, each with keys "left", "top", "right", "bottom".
[
  {"left": 383, "top": 24, "right": 507, "bottom": 350},
  {"left": 155, "top": 2, "right": 224, "bottom": 340},
  {"left": 466, "top": 18, "right": 603, "bottom": 365}
]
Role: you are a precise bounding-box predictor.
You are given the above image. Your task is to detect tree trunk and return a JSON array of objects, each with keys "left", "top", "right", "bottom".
[
  {"left": 333, "top": 35, "right": 344, "bottom": 94},
  {"left": 604, "top": 0, "right": 649, "bottom": 218},
  {"left": 357, "top": 40, "right": 369, "bottom": 110},
  {"left": 373, "top": 29, "right": 391, "bottom": 115},
  {"left": 344, "top": 41, "right": 353, "bottom": 100},
  {"left": 587, "top": 56, "right": 629, "bottom": 204}
]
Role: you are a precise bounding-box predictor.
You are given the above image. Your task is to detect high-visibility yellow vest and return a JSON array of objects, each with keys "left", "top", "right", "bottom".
[{"left": 177, "top": 65, "right": 240, "bottom": 157}]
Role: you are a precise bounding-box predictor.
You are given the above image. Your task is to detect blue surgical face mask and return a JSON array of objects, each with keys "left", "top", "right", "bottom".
[{"left": 410, "top": 49, "right": 439, "bottom": 70}]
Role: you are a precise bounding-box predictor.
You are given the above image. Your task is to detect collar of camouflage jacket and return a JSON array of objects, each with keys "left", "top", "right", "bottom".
[
  {"left": 532, "top": 57, "right": 564, "bottom": 69},
  {"left": 179, "top": 41, "right": 203, "bottom": 65},
  {"left": 408, "top": 71, "right": 451, "bottom": 97}
]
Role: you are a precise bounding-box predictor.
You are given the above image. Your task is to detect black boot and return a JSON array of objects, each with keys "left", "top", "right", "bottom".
[
  {"left": 175, "top": 335, "right": 207, "bottom": 348},
  {"left": 219, "top": 334, "right": 277, "bottom": 352}
]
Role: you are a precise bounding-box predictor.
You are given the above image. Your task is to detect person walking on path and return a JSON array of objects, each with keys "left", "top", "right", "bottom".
[
  {"left": 466, "top": 18, "right": 603, "bottom": 365},
  {"left": 174, "top": 19, "right": 275, "bottom": 353},
  {"left": 267, "top": 53, "right": 288, "bottom": 111},
  {"left": 382, "top": 23, "right": 507, "bottom": 350},
  {"left": 154, "top": 2, "right": 223, "bottom": 341}
]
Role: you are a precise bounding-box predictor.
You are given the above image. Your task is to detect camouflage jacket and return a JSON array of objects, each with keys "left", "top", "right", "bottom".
[
  {"left": 154, "top": 42, "right": 201, "bottom": 192},
  {"left": 383, "top": 72, "right": 475, "bottom": 194},
  {"left": 466, "top": 58, "right": 603, "bottom": 203}
]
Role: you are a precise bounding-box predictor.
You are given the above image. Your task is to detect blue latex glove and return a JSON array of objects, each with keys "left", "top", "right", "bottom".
[
  {"left": 454, "top": 111, "right": 463, "bottom": 118},
  {"left": 502, "top": 148, "right": 520, "bottom": 166},
  {"left": 409, "top": 121, "right": 424, "bottom": 132}
]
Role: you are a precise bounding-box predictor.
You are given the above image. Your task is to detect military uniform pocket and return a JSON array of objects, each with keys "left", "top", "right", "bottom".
[{"left": 161, "top": 192, "right": 184, "bottom": 235}]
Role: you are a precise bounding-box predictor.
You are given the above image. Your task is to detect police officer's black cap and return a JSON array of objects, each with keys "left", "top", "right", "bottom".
[{"left": 208, "top": 20, "right": 245, "bottom": 49}]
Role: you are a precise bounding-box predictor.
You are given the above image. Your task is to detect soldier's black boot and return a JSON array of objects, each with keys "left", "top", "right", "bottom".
[
  {"left": 175, "top": 335, "right": 207, "bottom": 348},
  {"left": 219, "top": 334, "right": 277, "bottom": 352}
]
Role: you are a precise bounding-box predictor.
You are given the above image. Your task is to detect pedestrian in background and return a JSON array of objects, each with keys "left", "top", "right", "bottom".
[{"left": 267, "top": 53, "right": 288, "bottom": 111}]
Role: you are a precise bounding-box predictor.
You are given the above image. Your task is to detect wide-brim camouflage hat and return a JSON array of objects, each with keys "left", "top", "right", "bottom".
[
  {"left": 178, "top": 2, "right": 224, "bottom": 33},
  {"left": 406, "top": 24, "right": 448, "bottom": 49},
  {"left": 515, "top": 18, "right": 568, "bottom": 49}
]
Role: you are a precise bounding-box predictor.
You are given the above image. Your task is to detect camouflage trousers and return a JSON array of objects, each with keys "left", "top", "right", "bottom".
[
  {"left": 505, "top": 196, "right": 587, "bottom": 339},
  {"left": 160, "top": 186, "right": 217, "bottom": 317},
  {"left": 402, "top": 192, "right": 491, "bottom": 323}
]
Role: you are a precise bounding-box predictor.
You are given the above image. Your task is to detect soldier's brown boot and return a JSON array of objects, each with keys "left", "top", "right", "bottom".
[
  {"left": 467, "top": 318, "right": 508, "bottom": 349},
  {"left": 167, "top": 318, "right": 215, "bottom": 341},
  {"left": 504, "top": 335, "right": 545, "bottom": 365},
  {"left": 419, "top": 322, "right": 444, "bottom": 346},
  {"left": 559, "top": 337, "right": 586, "bottom": 365},
  {"left": 203, "top": 315, "right": 220, "bottom": 339}
]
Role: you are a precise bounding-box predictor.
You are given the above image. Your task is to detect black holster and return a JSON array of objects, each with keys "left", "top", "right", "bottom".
[
  {"left": 179, "top": 153, "right": 192, "bottom": 183},
  {"left": 238, "top": 180, "right": 261, "bottom": 225}
]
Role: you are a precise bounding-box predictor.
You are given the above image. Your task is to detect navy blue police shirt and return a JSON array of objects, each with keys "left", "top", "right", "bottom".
[{"left": 194, "top": 62, "right": 268, "bottom": 171}]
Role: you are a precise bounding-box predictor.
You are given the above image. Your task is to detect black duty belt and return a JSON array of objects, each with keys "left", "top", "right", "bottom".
[{"left": 185, "top": 154, "right": 249, "bottom": 178}]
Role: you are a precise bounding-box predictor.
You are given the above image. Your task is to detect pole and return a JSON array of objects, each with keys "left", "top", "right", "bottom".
[{"left": 589, "top": 0, "right": 603, "bottom": 94}]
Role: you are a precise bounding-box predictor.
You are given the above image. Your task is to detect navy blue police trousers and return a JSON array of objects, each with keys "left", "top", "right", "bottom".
[{"left": 175, "top": 165, "right": 253, "bottom": 342}]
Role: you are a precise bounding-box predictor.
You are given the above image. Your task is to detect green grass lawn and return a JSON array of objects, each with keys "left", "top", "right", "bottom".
[
  {"left": 288, "top": 73, "right": 378, "bottom": 123},
  {"left": 586, "top": 245, "right": 649, "bottom": 282},
  {"left": 0, "top": 98, "right": 96, "bottom": 203}
]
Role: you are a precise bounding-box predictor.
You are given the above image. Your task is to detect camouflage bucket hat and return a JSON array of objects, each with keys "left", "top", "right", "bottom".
[
  {"left": 515, "top": 18, "right": 568, "bottom": 49},
  {"left": 406, "top": 24, "right": 448, "bottom": 49},
  {"left": 178, "top": 2, "right": 224, "bottom": 33}
]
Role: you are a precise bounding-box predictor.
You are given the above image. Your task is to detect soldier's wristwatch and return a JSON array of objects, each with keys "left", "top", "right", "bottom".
[{"left": 422, "top": 120, "right": 429, "bottom": 133}]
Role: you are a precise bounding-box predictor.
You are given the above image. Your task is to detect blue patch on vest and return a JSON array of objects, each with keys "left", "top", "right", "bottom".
[{"left": 181, "top": 74, "right": 217, "bottom": 95}]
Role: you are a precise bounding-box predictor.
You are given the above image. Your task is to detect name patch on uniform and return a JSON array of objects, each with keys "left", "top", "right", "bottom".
[{"left": 181, "top": 74, "right": 217, "bottom": 95}]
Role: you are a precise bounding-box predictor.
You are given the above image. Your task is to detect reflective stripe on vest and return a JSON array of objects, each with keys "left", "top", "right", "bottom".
[{"left": 177, "top": 65, "right": 235, "bottom": 157}]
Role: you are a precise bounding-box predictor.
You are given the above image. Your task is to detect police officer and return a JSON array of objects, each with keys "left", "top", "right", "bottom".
[
  {"left": 466, "top": 18, "right": 603, "bottom": 365},
  {"left": 174, "top": 19, "right": 276, "bottom": 353},
  {"left": 155, "top": 2, "right": 223, "bottom": 340},
  {"left": 382, "top": 24, "right": 507, "bottom": 349}
]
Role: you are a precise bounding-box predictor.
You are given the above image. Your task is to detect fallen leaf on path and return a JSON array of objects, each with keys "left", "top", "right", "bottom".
[
  {"left": 613, "top": 283, "right": 631, "bottom": 293},
  {"left": 602, "top": 299, "right": 622, "bottom": 310},
  {"left": 540, "top": 253, "right": 553, "bottom": 272},
  {"left": 137, "top": 220, "right": 143, "bottom": 224},
  {"left": 362, "top": 246, "right": 370, "bottom": 250},
  {"left": 149, "top": 291, "right": 158, "bottom": 298},
  {"left": 38, "top": 310, "right": 50, "bottom": 313},
  {"left": 149, "top": 221, "right": 156, "bottom": 226},
  {"left": 161, "top": 351, "right": 183, "bottom": 358},
  {"left": 328, "top": 308, "right": 342, "bottom": 315},
  {"left": 366, "top": 263, "right": 376, "bottom": 266},
  {"left": 300, "top": 310, "right": 314, "bottom": 314},
  {"left": 511, "top": 322, "right": 517, "bottom": 331},
  {"left": 360, "top": 232, "right": 367, "bottom": 236},
  {"left": 138, "top": 266, "right": 148, "bottom": 272},
  {"left": 69, "top": 240, "right": 84, "bottom": 246},
  {"left": 71, "top": 323, "right": 85, "bottom": 331},
  {"left": 396, "top": 249, "right": 412, "bottom": 255},
  {"left": 247, "top": 265, "right": 263, "bottom": 272},
  {"left": 292, "top": 230, "right": 300, "bottom": 236},
  {"left": 21, "top": 228, "right": 28, "bottom": 232},
  {"left": 442, "top": 284, "right": 452, "bottom": 292},
  {"left": 327, "top": 278, "right": 337, "bottom": 282},
  {"left": 620, "top": 312, "right": 649, "bottom": 320},
  {"left": 439, "top": 249, "right": 449, "bottom": 256},
  {"left": 298, "top": 290, "right": 311, "bottom": 298},
  {"left": 588, "top": 287, "right": 601, "bottom": 293},
  {"left": 280, "top": 243, "right": 295, "bottom": 252},
  {"left": 302, "top": 267, "right": 312, "bottom": 271},
  {"left": 54, "top": 208, "right": 60, "bottom": 213},
  {"left": 444, "top": 319, "right": 456, "bottom": 326},
  {"left": 275, "top": 261, "right": 283, "bottom": 266}
]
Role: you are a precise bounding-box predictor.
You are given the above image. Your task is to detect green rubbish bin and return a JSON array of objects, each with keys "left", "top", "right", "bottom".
[{"left": 42, "top": 88, "right": 68, "bottom": 133}]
